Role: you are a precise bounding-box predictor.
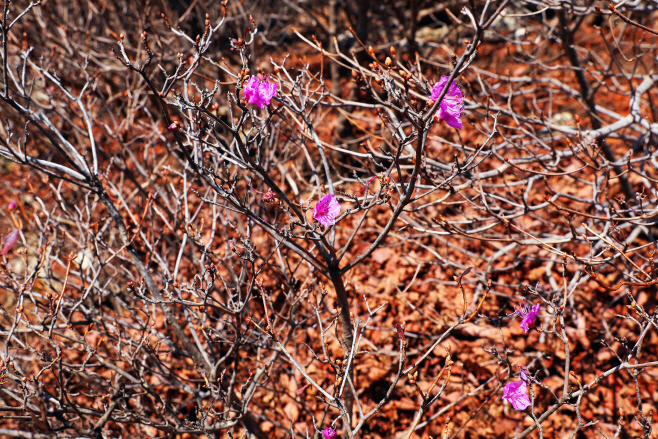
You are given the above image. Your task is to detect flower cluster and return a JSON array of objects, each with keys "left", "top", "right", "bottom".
[
  {"left": 322, "top": 427, "right": 337, "bottom": 439},
  {"left": 512, "top": 301, "right": 541, "bottom": 333},
  {"left": 313, "top": 193, "right": 341, "bottom": 226},
  {"left": 244, "top": 76, "right": 278, "bottom": 109},
  {"left": 501, "top": 301, "right": 540, "bottom": 410},
  {"left": 430, "top": 76, "right": 464, "bottom": 130}
]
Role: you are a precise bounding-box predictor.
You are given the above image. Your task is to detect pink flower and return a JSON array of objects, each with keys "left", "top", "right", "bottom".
[
  {"left": 1, "top": 229, "right": 19, "bottom": 255},
  {"left": 313, "top": 193, "right": 341, "bottom": 226},
  {"left": 8, "top": 202, "right": 16, "bottom": 210},
  {"left": 512, "top": 301, "right": 541, "bottom": 333},
  {"left": 243, "top": 76, "right": 278, "bottom": 109},
  {"left": 502, "top": 378, "right": 531, "bottom": 410},
  {"left": 322, "top": 427, "right": 337, "bottom": 439},
  {"left": 430, "top": 76, "right": 464, "bottom": 130}
]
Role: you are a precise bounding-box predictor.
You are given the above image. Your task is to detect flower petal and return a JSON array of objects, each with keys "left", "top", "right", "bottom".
[{"left": 1, "top": 229, "right": 19, "bottom": 255}]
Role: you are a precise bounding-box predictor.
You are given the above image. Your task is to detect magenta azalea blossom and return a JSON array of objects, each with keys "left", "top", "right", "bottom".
[
  {"left": 313, "top": 193, "right": 341, "bottom": 226},
  {"left": 1, "top": 229, "right": 19, "bottom": 255},
  {"left": 8, "top": 202, "right": 16, "bottom": 210},
  {"left": 322, "top": 427, "right": 337, "bottom": 439},
  {"left": 512, "top": 301, "right": 541, "bottom": 333},
  {"left": 502, "top": 378, "right": 531, "bottom": 411},
  {"left": 244, "top": 76, "right": 278, "bottom": 109},
  {"left": 430, "top": 76, "right": 464, "bottom": 130}
]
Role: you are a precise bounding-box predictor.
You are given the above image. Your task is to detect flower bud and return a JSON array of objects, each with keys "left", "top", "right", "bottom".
[{"left": 385, "top": 57, "right": 392, "bottom": 67}]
